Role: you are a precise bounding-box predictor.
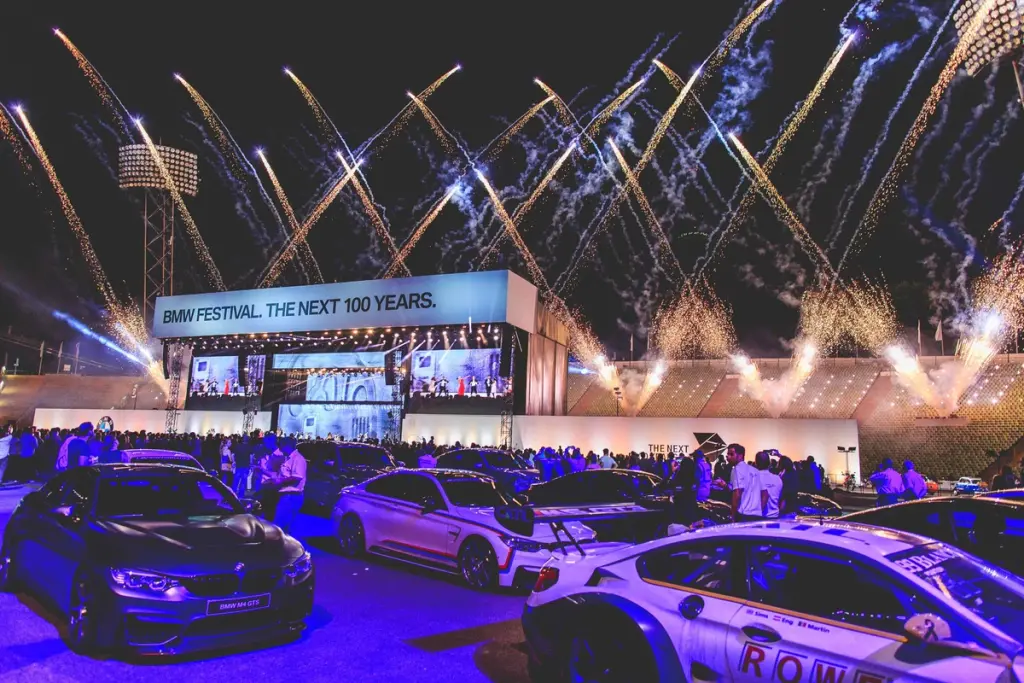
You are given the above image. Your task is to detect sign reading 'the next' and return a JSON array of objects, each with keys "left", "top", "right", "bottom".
[{"left": 152, "top": 271, "right": 522, "bottom": 338}]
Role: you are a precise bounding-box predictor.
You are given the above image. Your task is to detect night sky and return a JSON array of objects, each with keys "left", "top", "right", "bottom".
[{"left": 1, "top": 1, "right": 1021, "bottom": 367}]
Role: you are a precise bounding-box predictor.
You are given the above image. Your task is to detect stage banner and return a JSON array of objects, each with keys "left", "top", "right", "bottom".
[{"left": 152, "top": 271, "right": 535, "bottom": 338}]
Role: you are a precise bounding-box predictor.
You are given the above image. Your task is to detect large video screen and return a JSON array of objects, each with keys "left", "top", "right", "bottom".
[
  {"left": 273, "top": 351, "right": 385, "bottom": 370},
  {"left": 188, "top": 355, "right": 239, "bottom": 396},
  {"left": 306, "top": 371, "right": 398, "bottom": 403},
  {"left": 277, "top": 403, "right": 397, "bottom": 440},
  {"left": 244, "top": 354, "right": 267, "bottom": 393},
  {"left": 410, "top": 348, "right": 506, "bottom": 396}
]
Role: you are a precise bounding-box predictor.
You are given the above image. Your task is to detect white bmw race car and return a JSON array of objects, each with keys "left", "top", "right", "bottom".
[
  {"left": 332, "top": 469, "right": 626, "bottom": 589},
  {"left": 523, "top": 519, "right": 1024, "bottom": 682}
]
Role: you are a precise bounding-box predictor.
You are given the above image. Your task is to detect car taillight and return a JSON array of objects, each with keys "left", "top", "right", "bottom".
[{"left": 534, "top": 566, "right": 559, "bottom": 592}]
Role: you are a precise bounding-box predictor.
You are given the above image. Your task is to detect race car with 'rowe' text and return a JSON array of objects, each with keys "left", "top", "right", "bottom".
[
  {"left": 523, "top": 519, "right": 1024, "bottom": 683},
  {"left": 332, "top": 469, "right": 627, "bottom": 589}
]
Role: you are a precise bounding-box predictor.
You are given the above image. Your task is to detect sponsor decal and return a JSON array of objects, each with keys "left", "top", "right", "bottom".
[
  {"left": 740, "top": 642, "right": 771, "bottom": 677},
  {"left": 797, "top": 619, "right": 830, "bottom": 634},
  {"left": 892, "top": 547, "right": 960, "bottom": 574},
  {"left": 812, "top": 660, "right": 850, "bottom": 683},
  {"left": 738, "top": 643, "right": 884, "bottom": 682},
  {"left": 773, "top": 650, "right": 808, "bottom": 683}
]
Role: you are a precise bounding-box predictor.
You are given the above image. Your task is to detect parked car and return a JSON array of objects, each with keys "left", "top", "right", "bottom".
[
  {"left": 436, "top": 448, "right": 540, "bottom": 495},
  {"left": 953, "top": 477, "right": 984, "bottom": 495},
  {"left": 840, "top": 495, "right": 1024, "bottom": 577},
  {"left": 300, "top": 441, "right": 398, "bottom": 513},
  {"left": 924, "top": 476, "right": 940, "bottom": 495},
  {"left": 0, "top": 464, "right": 314, "bottom": 655}
]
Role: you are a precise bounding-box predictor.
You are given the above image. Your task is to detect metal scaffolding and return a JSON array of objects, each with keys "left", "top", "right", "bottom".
[
  {"left": 143, "top": 192, "right": 175, "bottom": 327},
  {"left": 165, "top": 343, "right": 184, "bottom": 433}
]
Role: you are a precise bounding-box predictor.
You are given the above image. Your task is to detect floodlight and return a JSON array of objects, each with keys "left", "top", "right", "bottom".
[
  {"left": 955, "top": 0, "right": 1024, "bottom": 75},
  {"left": 117, "top": 144, "right": 199, "bottom": 196}
]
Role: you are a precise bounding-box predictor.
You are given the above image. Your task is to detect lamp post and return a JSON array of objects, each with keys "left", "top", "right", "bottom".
[
  {"left": 614, "top": 387, "right": 623, "bottom": 417},
  {"left": 838, "top": 446, "right": 858, "bottom": 488}
]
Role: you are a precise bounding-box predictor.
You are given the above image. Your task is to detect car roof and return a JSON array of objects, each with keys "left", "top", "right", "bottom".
[
  {"left": 413, "top": 468, "right": 497, "bottom": 483},
  {"left": 441, "top": 448, "right": 507, "bottom": 456},
  {"left": 600, "top": 519, "right": 932, "bottom": 564},
  {"left": 83, "top": 463, "right": 210, "bottom": 478},
  {"left": 118, "top": 449, "right": 198, "bottom": 460},
  {"left": 843, "top": 495, "right": 1024, "bottom": 515}
]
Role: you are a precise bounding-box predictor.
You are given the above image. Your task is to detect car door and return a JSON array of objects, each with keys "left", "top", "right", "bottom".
[
  {"left": 731, "top": 540, "right": 992, "bottom": 683},
  {"left": 635, "top": 539, "right": 747, "bottom": 683},
  {"left": 381, "top": 473, "right": 457, "bottom": 568},
  {"left": 31, "top": 469, "right": 95, "bottom": 611},
  {"left": 302, "top": 443, "right": 339, "bottom": 510}
]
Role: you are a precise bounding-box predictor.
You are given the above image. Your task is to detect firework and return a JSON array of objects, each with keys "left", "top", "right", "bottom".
[
  {"left": 175, "top": 74, "right": 253, "bottom": 181},
  {"left": 363, "top": 65, "right": 461, "bottom": 155},
  {"left": 382, "top": 187, "right": 458, "bottom": 278},
  {"left": 0, "top": 104, "right": 36, "bottom": 175},
  {"left": 284, "top": 68, "right": 339, "bottom": 145},
  {"left": 607, "top": 138, "right": 681, "bottom": 281},
  {"left": 651, "top": 283, "right": 736, "bottom": 360},
  {"left": 844, "top": 280, "right": 900, "bottom": 353},
  {"left": 336, "top": 152, "right": 408, "bottom": 275},
  {"left": 475, "top": 170, "right": 549, "bottom": 289},
  {"left": 53, "top": 29, "right": 132, "bottom": 138},
  {"left": 407, "top": 93, "right": 459, "bottom": 157},
  {"left": 584, "top": 77, "right": 646, "bottom": 137},
  {"left": 729, "top": 133, "right": 834, "bottom": 277},
  {"left": 840, "top": 0, "right": 998, "bottom": 273},
  {"left": 135, "top": 121, "right": 225, "bottom": 291},
  {"left": 256, "top": 150, "right": 324, "bottom": 283},
  {"left": 533, "top": 79, "right": 575, "bottom": 128},
  {"left": 260, "top": 160, "right": 363, "bottom": 287},
  {"left": 702, "top": 0, "right": 778, "bottom": 76},
  {"left": 485, "top": 95, "right": 555, "bottom": 161}
]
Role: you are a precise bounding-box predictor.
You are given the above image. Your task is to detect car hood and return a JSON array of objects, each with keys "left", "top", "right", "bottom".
[
  {"left": 450, "top": 506, "right": 597, "bottom": 541},
  {"left": 90, "top": 514, "right": 303, "bottom": 573}
]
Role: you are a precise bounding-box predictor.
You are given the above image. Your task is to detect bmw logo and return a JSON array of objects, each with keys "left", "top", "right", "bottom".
[{"left": 234, "top": 563, "right": 245, "bottom": 574}]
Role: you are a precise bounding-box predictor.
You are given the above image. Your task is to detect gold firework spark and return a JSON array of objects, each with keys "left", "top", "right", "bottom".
[
  {"left": 135, "top": 121, "right": 225, "bottom": 291},
  {"left": 585, "top": 77, "right": 646, "bottom": 136},
  {"left": 843, "top": 280, "right": 900, "bottom": 353},
  {"left": 407, "top": 93, "right": 457, "bottom": 156},
  {"left": 0, "top": 105, "right": 35, "bottom": 175},
  {"left": 729, "top": 133, "right": 835, "bottom": 277},
  {"left": 703, "top": 0, "right": 778, "bottom": 75},
  {"left": 383, "top": 187, "right": 457, "bottom": 278},
  {"left": 261, "top": 161, "right": 362, "bottom": 287},
  {"left": 174, "top": 74, "right": 247, "bottom": 180},
  {"left": 843, "top": 0, "right": 998, "bottom": 271},
  {"left": 53, "top": 29, "right": 131, "bottom": 138},
  {"left": 373, "top": 65, "right": 461, "bottom": 151},
  {"left": 256, "top": 150, "right": 324, "bottom": 283},
  {"left": 337, "top": 153, "right": 408, "bottom": 275},
  {"left": 486, "top": 95, "right": 555, "bottom": 160},
  {"left": 284, "top": 69, "right": 337, "bottom": 143},
  {"left": 607, "top": 138, "right": 682, "bottom": 281},
  {"left": 533, "top": 79, "right": 575, "bottom": 127},
  {"left": 475, "top": 170, "right": 549, "bottom": 289},
  {"left": 651, "top": 282, "right": 735, "bottom": 359}
]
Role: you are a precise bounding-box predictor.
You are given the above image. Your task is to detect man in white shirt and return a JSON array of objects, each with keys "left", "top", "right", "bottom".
[
  {"left": 599, "top": 449, "right": 615, "bottom": 469},
  {"left": 273, "top": 439, "right": 307, "bottom": 534},
  {"left": 0, "top": 425, "right": 12, "bottom": 483},
  {"left": 727, "top": 443, "right": 763, "bottom": 522},
  {"left": 755, "top": 451, "right": 782, "bottom": 518}
]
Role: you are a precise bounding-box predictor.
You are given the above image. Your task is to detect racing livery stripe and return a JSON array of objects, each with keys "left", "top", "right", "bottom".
[{"left": 381, "top": 540, "right": 515, "bottom": 573}]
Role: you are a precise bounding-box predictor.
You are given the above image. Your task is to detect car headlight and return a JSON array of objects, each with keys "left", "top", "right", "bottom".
[
  {"left": 110, "top": 568, "right": 180, "bottom": 592},
  {"left": 501, "top": 536, "right": 543, "bottom": 553},
  {"left": 284, "top": 551, "right": 312, "bottom": 579}
]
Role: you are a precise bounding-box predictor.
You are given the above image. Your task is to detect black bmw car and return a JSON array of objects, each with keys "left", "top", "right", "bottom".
[
  {"left": 437, "top": 448, "right": 540, "bottom": 495},
  {"left": 301, "top": 441, "right": 398, "bottom": 513},
  {"left": 0, "top": 464, "right": 314, "bottom": 655}
]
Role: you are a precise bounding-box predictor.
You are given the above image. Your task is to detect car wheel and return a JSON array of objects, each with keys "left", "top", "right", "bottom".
[
  {"left": 337, "top": 514, "right": 365, "bottom": 557},
  {"left": 458, "top": 537, "right": 498, "bottom": 590},
  {"left": 0, "top": 542, "right": 16, "bottom": 592},
  {"left": 67, "top": 572, "right": 98, "bottom": 654},
  {"left": 565, "top": 620, "right": 657, "bottom": 683}
]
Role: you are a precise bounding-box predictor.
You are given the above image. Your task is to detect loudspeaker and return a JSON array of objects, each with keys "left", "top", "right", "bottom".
[
  {"left": 499, "top": 333, "right": 513, "bottom": 376},
  {"left": 384, "top": 351, "right": 396, "bottom": 386},
  {"left": 162, "top": 343, "right": 171, "bottom": 380}
]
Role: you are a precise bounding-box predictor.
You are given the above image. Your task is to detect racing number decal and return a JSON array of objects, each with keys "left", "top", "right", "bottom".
[{"left": 739, "top": 643, "right": 890, "bottom": 682}]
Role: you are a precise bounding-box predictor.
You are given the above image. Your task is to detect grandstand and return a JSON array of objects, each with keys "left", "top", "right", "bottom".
[{"left": 0, "top": 374, "right": 165, "bottom": 425}]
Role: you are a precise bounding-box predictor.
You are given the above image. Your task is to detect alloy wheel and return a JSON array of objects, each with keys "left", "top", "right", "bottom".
[
  {"left": 337, "top": 515, "right": 364, "bottom": 557},
  {"left": 459, "top": 541, "right": 496, "bottom": 589}
]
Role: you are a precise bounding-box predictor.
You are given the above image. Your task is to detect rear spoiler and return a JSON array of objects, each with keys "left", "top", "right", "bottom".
[{"left": 494, "top": 503, "right": 661, "bottom": 555}]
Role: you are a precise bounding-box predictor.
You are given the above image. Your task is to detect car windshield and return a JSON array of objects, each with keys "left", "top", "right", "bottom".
[
  {"left": 340, "top": 447, "right": 392, "bottom": 468},
  {"left": 440, "top": 477, "right": 511, "bottom": 508},
  {"left": 95, "top": 470, "right": 244, "bottom": 518},
  {"left": 889, "top": 543, "right": 1024, "bottom": 644},
  {"left": 482, "top": 451, "right": 522, "bottom": 469}
]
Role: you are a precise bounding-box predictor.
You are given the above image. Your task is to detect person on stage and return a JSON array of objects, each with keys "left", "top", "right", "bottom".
[
  {"left": 485, "top": 376, "right": 495, "bottom": 397},
  {"left": 439, "top": 377, "right": 449, "bottom": 397},
  {"left": 469, "top": 376, "right": 479, "bottom": 396},
  {"left": 457, "top": 377, "right": 466, "bottom": 396}
]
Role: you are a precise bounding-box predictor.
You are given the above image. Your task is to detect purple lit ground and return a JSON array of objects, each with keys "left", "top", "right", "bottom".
[{"left": 0, "top": 485, "right": 530, "bottom": 683}]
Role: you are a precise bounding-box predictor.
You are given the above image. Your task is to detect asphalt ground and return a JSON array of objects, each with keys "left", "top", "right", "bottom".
[{"left": 0, "top": 484, "right": 532, "bottom": 683}]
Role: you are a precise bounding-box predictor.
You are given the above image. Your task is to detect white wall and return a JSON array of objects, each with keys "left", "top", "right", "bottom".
[
  {"left": 32, "top": 408, "right": 272, "bottom": 435},
  {"left": 402, "top": 414, "right": 861, "bottom": 479}
]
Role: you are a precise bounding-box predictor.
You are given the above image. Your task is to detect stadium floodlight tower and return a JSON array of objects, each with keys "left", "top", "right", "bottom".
[
  {"left": 955, "top": 0, "right": 1024, "bottom": 104},
  {"left": 117, "top": 144, "right": 199, "bottom": 327}
]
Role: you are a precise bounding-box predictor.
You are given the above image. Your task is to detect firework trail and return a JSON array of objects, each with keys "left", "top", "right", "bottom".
[
  {"left": 651, "top": 283, "right": 735, "bottom": 359},
  {"left": 534, "top": 79, "right": 576, "bottom": 129},
  {"left": 256, "top": 150, "right": 324, "bottom": 283},
  {"left": 135, "top": 121, "right": 225, "bottom": 291},
  {"left": 796, "top": 38, "right": 917, "bottom": 221},
  {"left": 336, "top": 152, "right": 408, "bottom": 275},
  {"left": 827, "top": 1, "right": 958, "bottom": 249},
  {"left": 556, "top": 66, "right": 702, "bottom": 293},
  {"left": 729, "top": 133, "right": 835, "bottom": 278},
  {"left": 407, "top": 93, "right": 467, "bottom": 160},
  {"left": 53, "top": 29, "right": 133, "bottom": 140},
  {"left": 697, "top": 32, "right": 856, "bottom": 279},
  {"left": 839, "top": 0, "right": 999, "bottom": 274},
  {"left": 484, "top": 95, "right": 555, "bottom": 160},
  {"left": 175, "top": 75, "right": 289, "bottom": 254},
  {"left": 584, "top": 77, "right": 646, "bottom": 137},
  {"left": 261, "top": 161, "right": 363, "bottom": 287},
  {"left": 953, "top": 98, "right": 1020, "bottom": 229},
  {"left": 475, "top": 170, "right": 549, "bottom": 289},
  {"left": 0, "top": 104, "right": 37, "bottom": 176},
  {"left": 607, "top": 138, "right": 682, "bottom": 281},
  {"left": 382, "top": 187, "right": 458, "bottom": 278},
  {"left": 702, "top": 0, "right": 778, "bottom": 77}
]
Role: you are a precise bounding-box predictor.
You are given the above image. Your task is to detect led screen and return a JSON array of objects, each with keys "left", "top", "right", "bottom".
[
  {"left": 272, "top": 352, "right": 385, "bottom": 370},
  {"left": 305, "top": 372, "right": 397, "bottom": 403},
  {"left": 410, "top": 348, "right": 505, "bottom": 396},
  {"left": 277, "top": 403, "right": 397, "bottom": 440},
  {"left": 188, "top": 355, "right": 240, "bottom": 395}
]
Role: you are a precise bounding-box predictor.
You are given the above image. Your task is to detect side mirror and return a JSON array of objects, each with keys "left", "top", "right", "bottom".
[
  {"left": 420, "top": 495, "right": 441, "bottom": 513},
  {"left": 241, "top": 498, "right": 263, "bottom": 515},
  {"left": 904, "top": 614, "right": 998, "bottom": 658}
]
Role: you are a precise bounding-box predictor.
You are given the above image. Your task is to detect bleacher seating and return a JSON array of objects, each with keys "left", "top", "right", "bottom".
[
  {"left": 783, "top": 361, "right": 880, "bottom": 419},
  {"left": 714, "top": 363, "right": 785, "bottom": 418},
  {"left": 0, "top": 374, "right": 166, "bottom": 424},
  {"left": 566, "top": 372, "right": 598, "bottom": 413},
  {"left": 639, "top": 364, "right": 725, "bottom": 417}
]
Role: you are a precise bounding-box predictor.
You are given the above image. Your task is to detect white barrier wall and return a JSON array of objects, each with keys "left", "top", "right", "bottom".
[
  {"left": 402, "top": 414, "right": 861, "bottom": 479},
  {"left": 32, "top": 408, "right": 271, "bottom": 435}
]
